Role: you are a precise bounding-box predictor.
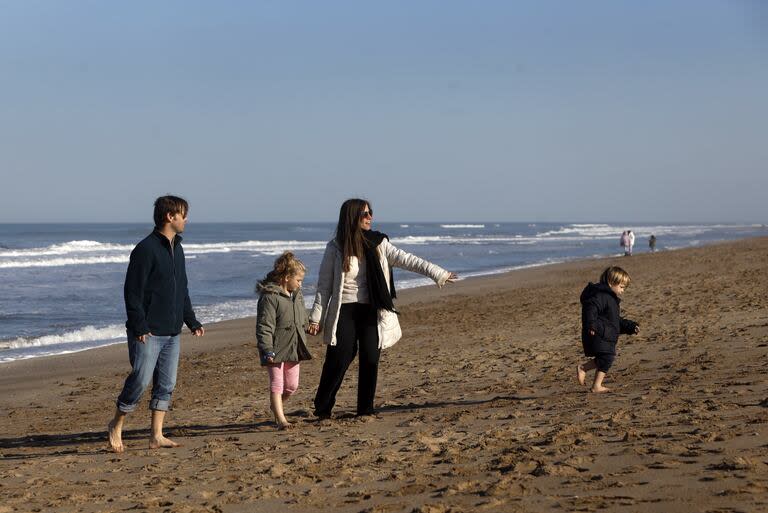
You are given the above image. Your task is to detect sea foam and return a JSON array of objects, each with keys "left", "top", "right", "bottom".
[{"left": 0, "top": 324, "right": 126, "bottom": 350}]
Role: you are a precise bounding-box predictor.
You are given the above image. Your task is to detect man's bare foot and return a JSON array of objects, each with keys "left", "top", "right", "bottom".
[
  {"left": 149, "top": 435, "right": 181, "bottom": 449},
  {"left": 591, "top": 386, "right": 610, "bottom": 393},
  {"left": 577, "top": 365, "right": 586, "bottom": 386},
  {"left": 108, "top": 420, "right": 124, "bottom": 453}
]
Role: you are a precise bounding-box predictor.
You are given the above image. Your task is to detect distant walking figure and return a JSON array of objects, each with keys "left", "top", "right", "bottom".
[
  {"left": 308, "top": 198, "right": 457, "bottom": 418},
  {"left": 108, "top": 195, "right": 205, "bottom": 453},
  {"left": 627, "top": 230, "right": 635, "bottom": 256},
  {"left": 620, "top": 231, "right": 630, "bottom": 256},
  {"left": 649, "top": 234, "right": 657, "bottom": 252}
]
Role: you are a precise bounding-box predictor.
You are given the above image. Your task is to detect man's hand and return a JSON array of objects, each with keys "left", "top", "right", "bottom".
[
  {"left": 137, "top": 333, "right": 153, "bottom": 343},
  {"left": 307, "top": 322, "right": 321, "bottom": 336},
  {"left": 192, "top": 327, "right": 205, "bottom": 337}
]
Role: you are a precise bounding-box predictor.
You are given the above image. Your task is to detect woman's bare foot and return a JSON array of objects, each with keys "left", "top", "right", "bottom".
[
  {"left": 591, "top": 385, "right": 611, "bottom": 393},
  {"left": 577, "top": 365, "right": 587, "bottom": 386},
  {"left": 107, "top": 420, "right": 124, "bottom": 453},
  {"left": 149, "top": 435, "right": 181, "bottom": 449}
]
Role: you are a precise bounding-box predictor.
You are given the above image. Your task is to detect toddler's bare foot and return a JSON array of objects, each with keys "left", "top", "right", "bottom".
[
  {"left": 107, "top": 420, "right": 124, "bottom": 453},
  {"left": 591, "top": 386, "right": 611, "bottom": 393},
  {"left": 577, "top": 365, "right": 587, "bottom": 386},
  {"left": 149, "top": 435, "right": 181, "bottom": 449}
]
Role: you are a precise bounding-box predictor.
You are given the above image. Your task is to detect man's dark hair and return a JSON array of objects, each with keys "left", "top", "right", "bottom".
[{"left": 153, "top": 195, "right": 189, "bottom": 228}]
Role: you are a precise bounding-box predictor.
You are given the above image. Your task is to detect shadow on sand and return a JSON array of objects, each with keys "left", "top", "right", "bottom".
[
  {"left": 0, "top": 394, "right": 535, "bottom": 459},
  {"left": 0, "top": 420, "right": 275, "bottom": 459}
]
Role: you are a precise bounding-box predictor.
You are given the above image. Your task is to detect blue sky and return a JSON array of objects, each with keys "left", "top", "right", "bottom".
[{"left": 1, "top": 1, "right": 766, "bottom": 223}]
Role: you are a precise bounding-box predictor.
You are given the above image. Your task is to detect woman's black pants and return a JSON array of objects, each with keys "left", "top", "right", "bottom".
[{"left": 314, "top": 303, "right": 380, "bottom": 416}]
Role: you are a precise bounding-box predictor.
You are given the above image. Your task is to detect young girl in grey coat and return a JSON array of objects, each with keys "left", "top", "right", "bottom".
[{"left": 256, "top": 252, "right": 312, "bottom": 429}]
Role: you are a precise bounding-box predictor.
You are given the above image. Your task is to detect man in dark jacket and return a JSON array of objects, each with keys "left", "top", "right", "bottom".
[
  {"left": 577, "top": 266, "right": 639, "bottom": 393},
  {"left": 108, "top": 195, "right": 204, "bottom": 453}
]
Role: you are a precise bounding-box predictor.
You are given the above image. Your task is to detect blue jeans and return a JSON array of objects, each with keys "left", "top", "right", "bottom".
[{"left": 116, "top": 332, "right": 180, "bottom": 413}]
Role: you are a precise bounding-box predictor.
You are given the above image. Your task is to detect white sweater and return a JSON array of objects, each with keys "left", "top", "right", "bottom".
[
  {"left": 309, "top": 238, "right": 450, "bottom": 349},
  {"left": 341, "top": 256, "right": 370, "bottom": 304}
]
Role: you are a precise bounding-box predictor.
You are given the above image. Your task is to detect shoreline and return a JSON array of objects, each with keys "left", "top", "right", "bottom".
[
  {"left": 0, "top": 251, "right": 577, "bottom": 364},
  {"left": 0, "top": 234, "right": 752, "bottom": 365},
  {"left": 0, "top": 235, "right": 761, "bottom": 393}
]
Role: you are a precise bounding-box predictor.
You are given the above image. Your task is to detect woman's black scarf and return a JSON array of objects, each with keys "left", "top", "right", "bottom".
[{"left": 362, "top": 230, "right": 397, "bottom": 313}]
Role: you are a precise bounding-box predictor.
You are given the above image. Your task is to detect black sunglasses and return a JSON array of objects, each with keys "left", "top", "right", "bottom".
[{"left": 360, "top": 209, "right": 373, "bottom": 218}]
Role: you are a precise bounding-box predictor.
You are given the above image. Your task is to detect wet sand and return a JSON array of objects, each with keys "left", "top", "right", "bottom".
[{"left": 1, "top": 237, "right": 767, "bottom": 512}]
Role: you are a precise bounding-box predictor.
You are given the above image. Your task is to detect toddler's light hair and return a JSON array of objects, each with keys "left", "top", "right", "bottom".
[{"left": 599, "top": 266, "right": 631, "bottom": 287}]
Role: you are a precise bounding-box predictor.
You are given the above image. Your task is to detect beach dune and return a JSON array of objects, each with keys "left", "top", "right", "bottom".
[{"left": 1, "top": 237, "right": 768, "bottom": 512}]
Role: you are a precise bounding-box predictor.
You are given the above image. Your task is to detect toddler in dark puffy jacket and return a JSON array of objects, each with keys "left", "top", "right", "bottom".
[{"left": 578, "top": 266, "right": 639, "bottom": 393}]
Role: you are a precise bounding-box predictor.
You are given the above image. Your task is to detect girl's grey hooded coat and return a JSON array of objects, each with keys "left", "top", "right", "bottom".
[
  {"left": 256, "top": 282, "right": 312, "bottom": 365},
  {"left": 309, "top": 238, "right": 450, "bottom": 350}
]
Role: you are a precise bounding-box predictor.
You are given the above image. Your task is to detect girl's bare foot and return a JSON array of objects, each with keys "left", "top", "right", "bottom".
[
  {"left": 273, "top": 412, "right": 292, "bottom": 430},
  {"left": 149, "top": 435, "right": 181, "bottom": 449},
  {"left": 577, "top": 365, "right": 587, "bottom": 386},
  {"left": 591, "top": 386, "right": 611, "bottom": 393},
  {"left": 107, "top": 420, "right": 124, "bottom": 453}
]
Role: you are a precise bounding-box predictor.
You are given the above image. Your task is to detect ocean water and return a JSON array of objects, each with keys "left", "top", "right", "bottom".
[{"left": 0, "top": 221, "right": 764, "bottom": 363}]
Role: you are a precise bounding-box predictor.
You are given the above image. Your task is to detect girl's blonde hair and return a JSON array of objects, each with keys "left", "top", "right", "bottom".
[
  {"left": 258, "top": 251, "right": 306, "bottom": 288},
  {"left": 599, "top": 266, "right": 631, "bottom": 287}
]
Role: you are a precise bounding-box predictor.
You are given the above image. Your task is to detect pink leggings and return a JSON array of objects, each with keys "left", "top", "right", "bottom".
[{"left": 267, "top": 361, "right": 300, "bottom": 395}]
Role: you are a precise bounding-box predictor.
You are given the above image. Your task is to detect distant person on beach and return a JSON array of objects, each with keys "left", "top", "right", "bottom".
[
  {"left": 649, "top": 234, "right": 657, "bottom": 252},
  {"left": 255, "top": 252, "right": 312, "bottom": 429},
  {"left": 620, "top": 231, "right": 629, "bottom": 256},
  {"left": 627, "top": 230, "right": 635, "bottom": 256},
  {"left": 307, "top": 198, "right": 458, "bottom": 418},
  {"left": 108, "top": 195, "right": 205, "bottom": 453},
  {"left": 577, "top": 266, "right": 639, "bottom": 393}
]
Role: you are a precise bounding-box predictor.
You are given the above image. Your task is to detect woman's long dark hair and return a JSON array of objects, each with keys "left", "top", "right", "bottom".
[{"left": 335, "top": 198, "right": 371, "bottom": 272}]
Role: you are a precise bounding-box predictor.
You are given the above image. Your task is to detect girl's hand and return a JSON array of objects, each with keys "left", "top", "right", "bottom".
[
  {"left": 307, "top": 322, "right": 321, "bottom": 335},
  {"left": 445, "top": 272, "right": 458, "bottom": 284},
  {"left": 262, "top": 351, "right": 276, "bottom": 364}
]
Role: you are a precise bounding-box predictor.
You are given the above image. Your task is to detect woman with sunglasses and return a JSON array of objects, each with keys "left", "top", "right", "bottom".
[{"left": 308, "top": 198, "right": 458, "bottom": 418}]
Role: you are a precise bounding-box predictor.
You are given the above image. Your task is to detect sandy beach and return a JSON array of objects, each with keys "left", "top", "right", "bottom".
[{"left": 1, "top": 237, "right": 767, "bottom": 513}]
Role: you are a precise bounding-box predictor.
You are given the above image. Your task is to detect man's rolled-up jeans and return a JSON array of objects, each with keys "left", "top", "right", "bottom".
[{"left": 116, "top": 332, "right": 180, "bottom": 413}]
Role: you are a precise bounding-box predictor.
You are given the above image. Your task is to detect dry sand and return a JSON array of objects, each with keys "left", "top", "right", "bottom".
[{"left": 1, "top": 237, "right": 767, "bottom": 513}]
